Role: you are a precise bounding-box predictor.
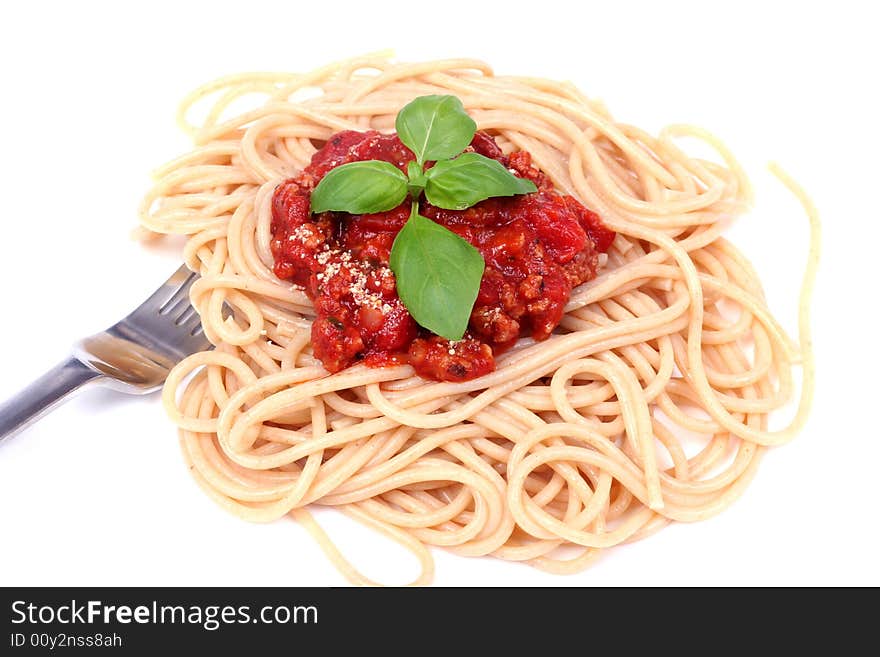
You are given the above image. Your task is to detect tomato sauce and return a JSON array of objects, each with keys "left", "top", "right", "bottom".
[{"left": 270, "top": 130, "right": 614, "bottom": 382}]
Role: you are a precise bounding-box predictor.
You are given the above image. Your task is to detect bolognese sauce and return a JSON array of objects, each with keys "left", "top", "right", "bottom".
[{"left": 270, "top": 129, "right": 614, "bottom": 382}]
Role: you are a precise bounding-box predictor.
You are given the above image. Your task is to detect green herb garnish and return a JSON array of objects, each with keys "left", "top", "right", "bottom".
[
  {"left": 423, "top": 152, "right": 537, "bottom": 210},
  {"left": 309, "top": 95, "right": 537, "bottom": 340},
  {"left": 390, "top": 204, "right": 485, "bottom": 339},
  {"left": 395, "top": 95, "right": 476, "bottom": 165},
  {"left": 310, "top": 160, "right": 408, "bottom": 214}
]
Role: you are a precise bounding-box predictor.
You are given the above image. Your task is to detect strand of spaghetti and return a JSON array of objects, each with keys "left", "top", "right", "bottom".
[{"left": 290, "top": 508, "right": 434, "bottom": 587}]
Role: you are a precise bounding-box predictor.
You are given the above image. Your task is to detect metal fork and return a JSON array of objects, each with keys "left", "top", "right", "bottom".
[{"left": 0, "top": 265, "right": 211, "bottom": 443}]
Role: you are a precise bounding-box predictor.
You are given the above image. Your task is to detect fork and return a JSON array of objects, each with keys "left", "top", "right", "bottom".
[{"left": 0, "top": 265, "right": 211, "bottom": 443}]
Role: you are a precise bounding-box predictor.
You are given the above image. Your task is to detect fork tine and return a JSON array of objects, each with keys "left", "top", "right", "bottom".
[
  {"left": 154, "top": 267, "right": 198, "bottom": 314},
  {"left": 125, "top": 266, "right": 196, "bottom": 324},
  {"left": 174, "top": 304, "right": 199, "bottom": 326},
  {"left": 115, "top": 264, "right": 211, "bottom": 359}
]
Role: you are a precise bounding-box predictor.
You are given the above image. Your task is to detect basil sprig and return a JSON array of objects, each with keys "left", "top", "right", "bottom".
[{"left": 309, "top": 95, "right": 537, "bottom": 340}]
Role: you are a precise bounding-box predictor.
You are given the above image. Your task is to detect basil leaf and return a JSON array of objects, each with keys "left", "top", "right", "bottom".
[
  {"left": 310, "top": 160, "right": 408, "bottom": 214},
  {"left": 389, "top": 210, "right": 484, "bottom": 340},
  {"left": 395, "top": 95, "right": 476, "bottom": 165},
  {"left": 425, "top": 153, "right": 538, "bottom": 210}
]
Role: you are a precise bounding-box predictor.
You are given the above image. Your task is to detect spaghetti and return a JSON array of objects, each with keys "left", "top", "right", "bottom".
[{"left": 139, "top": 56, "right": 819, "bottom": 585}]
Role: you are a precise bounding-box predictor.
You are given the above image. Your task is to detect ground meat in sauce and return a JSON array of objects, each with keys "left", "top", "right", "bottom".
[{"left": 270, "top": 129, "right": 614, "bottom": 382}]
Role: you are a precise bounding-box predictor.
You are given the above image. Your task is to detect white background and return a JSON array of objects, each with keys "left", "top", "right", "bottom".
[{"left": 0, "top": 0, "right": 877, "bottom": 586}]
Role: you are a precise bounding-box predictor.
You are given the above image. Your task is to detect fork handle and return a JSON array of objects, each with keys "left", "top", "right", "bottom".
[{"left": 0, "top": 357, "right": 105, "bottom": 443}]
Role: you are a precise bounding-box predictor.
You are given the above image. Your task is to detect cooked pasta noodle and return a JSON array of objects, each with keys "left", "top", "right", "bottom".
[{"left": 139, "top": 55, "right": 819, "bottom": 585}]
